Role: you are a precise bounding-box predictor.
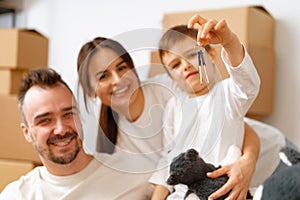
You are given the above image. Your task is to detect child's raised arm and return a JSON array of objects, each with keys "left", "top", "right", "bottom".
[{"left": 187, "top": 14, "right": 244, "bottom": 67}]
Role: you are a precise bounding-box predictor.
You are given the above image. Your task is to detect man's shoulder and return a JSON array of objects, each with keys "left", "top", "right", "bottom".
[{"left": 0, "top": 166, "right": 42, "bottom": 199}]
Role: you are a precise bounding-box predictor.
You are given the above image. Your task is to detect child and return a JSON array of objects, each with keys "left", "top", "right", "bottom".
[{"left": 150, "top": 15, "right": 261, "bottom": 199}]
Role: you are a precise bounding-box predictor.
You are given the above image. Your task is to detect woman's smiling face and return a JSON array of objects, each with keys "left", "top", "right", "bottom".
[{"left": 88, "top": 47, "right": 140, "bottom": 111}]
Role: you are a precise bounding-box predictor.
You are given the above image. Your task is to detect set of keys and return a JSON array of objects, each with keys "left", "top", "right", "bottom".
[{"left": 195, "top": 45, "right": 209, "bottom": 85}]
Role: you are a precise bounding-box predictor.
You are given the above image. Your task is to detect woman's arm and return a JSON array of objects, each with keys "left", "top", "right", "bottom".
[
  {"left": 151, "top": 184, "right": 170, "bottom": 200},
  {"left": 207, "top": 122, "right": 260, "bottom": 200}
]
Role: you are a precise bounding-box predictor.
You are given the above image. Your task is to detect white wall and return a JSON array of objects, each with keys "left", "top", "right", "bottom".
[{"left": 5, "top": 0, "right": 300, "bottom": 148}]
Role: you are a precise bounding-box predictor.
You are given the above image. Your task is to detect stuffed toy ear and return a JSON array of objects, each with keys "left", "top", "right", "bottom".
[
  {"left": 185, "top": 148, "right": 199, "bottom": 160},
  {"left": 167, "top": 174, "right": 179, "bottom": 185},
  {"left": 279, "top": 146, "right": 300, "bottom": 166}
]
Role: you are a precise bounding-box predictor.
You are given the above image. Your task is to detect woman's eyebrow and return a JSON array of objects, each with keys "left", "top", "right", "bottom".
[
  {"left": 95, "top": 69, "right": 105, "bottom": 78},
  {"left": 94, "top": 60, "right": 125, "bottom": 78}
]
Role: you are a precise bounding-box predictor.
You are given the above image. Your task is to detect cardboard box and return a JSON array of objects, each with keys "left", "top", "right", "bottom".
[
  {"left": 161, "top": 6, "right": 274, "bottom": 48},
  {"left": 0, "top": 29, "right": 48, "bottom": 69},
  {"left": 0, "top": 69, "right": 28, "bottom": 95},
  {"left": 148, "top": 51, "right": 165, "bottom": 78},
  {"left": 0, "top": 0, "right": 23, "bottom": 11},
  {"left": 248, "top": 45, "right": 275, "bottom": 115},
  {"left": 0, "top": 95, "right": 41, "bottom": 163},
  {"left": 149, "top": 6, "right": 275, "bottom": 116},
  {"left": 0, "top": 159, "right": 35, "bottom": 192}
]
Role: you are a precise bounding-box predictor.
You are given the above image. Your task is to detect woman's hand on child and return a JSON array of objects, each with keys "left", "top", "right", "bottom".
[{"left": 206, "top": 155, "right": 255, "bottom": 200}]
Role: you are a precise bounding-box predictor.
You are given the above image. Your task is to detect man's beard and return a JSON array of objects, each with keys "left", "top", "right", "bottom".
[{"left": 34, "top": 131, "right": 82, "bottom": 164}]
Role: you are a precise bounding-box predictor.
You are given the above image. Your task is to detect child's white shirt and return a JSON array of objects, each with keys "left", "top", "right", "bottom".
[{"left": 150, "top": 47, "right": 261, "bottom": 197}]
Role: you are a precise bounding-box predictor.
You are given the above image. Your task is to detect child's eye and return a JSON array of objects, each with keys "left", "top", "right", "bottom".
[
  {"left": 117, "top": 64, "right": 128, "bottom": 71},
  {"left": 170, "top": 62, "right": 180, "bottom": 70}
]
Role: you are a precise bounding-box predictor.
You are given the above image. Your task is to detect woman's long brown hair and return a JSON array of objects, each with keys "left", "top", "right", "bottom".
[{"left": 77, "top": 37, "right": 137, "bottom": 153}]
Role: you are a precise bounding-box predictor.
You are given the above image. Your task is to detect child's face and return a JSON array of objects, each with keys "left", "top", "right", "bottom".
[{"left": 162, "top": 38, "right": 215, "bottom": 97}]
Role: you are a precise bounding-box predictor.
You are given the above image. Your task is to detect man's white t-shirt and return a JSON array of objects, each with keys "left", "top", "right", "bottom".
[{"left": 0, "top": 159, "right": 153, "bottom": 200}]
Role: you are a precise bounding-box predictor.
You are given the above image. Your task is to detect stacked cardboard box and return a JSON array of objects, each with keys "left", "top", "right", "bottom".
[
  {"left": 149, "top": 6, "right": 275, "bottom": 118},
  {"left": 0, "top": 29, "right": 48, "bottom": 191},
  {"left": 0, "top": 29, "right": 48, "bottom": 94}
]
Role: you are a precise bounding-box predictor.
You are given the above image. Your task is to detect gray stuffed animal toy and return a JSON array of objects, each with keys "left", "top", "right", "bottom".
[
  {"left": 166, "top": 148, "right": 252, "bottom": 200},
  {"left": 253, "top": 146, "right": 300, "bottom": 200},
  {"left": 253, "top": 165, "right": 300, "bottom": 200}
]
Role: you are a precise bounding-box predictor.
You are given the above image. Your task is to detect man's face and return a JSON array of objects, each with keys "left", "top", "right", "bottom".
[{"left": 21, "top": 83, "right": 83, "bottom": 164}]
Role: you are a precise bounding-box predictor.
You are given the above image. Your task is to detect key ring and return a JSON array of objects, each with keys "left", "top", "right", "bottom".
[{"left": 194, "top": 45, "right": 209, "bottom": 85}]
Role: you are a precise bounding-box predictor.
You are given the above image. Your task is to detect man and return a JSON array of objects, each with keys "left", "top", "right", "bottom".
[{"left": 0, "top": 68, "right": 152, "bottom": 200}]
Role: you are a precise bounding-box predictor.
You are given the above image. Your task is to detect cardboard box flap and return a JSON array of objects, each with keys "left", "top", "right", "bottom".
[
  {"left": 0, "top": 28, "right": 47, "bottom": 38},
  {"left": 19, "top": 29, "right": 48, "bottom": 39},
  {"left": 252, "top": 5, "right": 271, "bottom": 15},
  {"left": 162, "top": 5, "right": 271, "bottom": 19}
]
